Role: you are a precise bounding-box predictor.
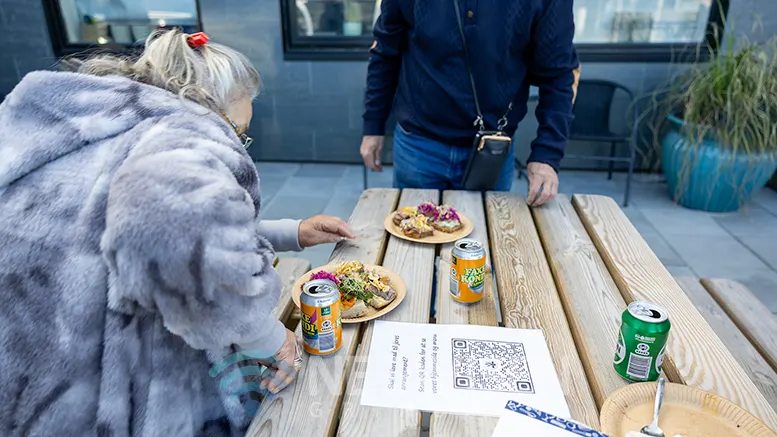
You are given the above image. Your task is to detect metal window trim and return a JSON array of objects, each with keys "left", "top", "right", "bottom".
[
  {"left": 279, "top": 0, "right": 731, "bottom": 63},
  {"left": 42, "top": 0, "right": 205, "bottom": 58}
]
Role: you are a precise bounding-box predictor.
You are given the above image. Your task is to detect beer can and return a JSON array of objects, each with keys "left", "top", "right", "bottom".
[
  {"left": 300, "top": 279, "right": 342, "bottom": 355},
  {"left": 614, "top": 301, "right": 671, "bottom": 382},
  {"left": 449, "top": 238, "right": 487, "bottom": 304}
]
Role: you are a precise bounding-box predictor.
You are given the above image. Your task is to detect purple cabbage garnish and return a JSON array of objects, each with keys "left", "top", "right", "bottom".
[
  {"left": 311, "top": 270, "right": 340, "bottom": 284},
  {"left": 438, "top": 206, "right": 460, "bottom": 222},
  {"left": 417, "top": 202, "right": 438, "bottom": 217}
]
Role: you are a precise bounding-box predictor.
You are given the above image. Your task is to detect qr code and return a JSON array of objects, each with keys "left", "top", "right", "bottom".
[{"left": 451, "top": 338, "right": 535, "bottom": 393}]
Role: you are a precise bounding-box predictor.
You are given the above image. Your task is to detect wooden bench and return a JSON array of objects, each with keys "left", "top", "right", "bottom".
[
  {"left": 574, "top": 194, "right": 777, "bottom": 427},
  {"left": 486, "top": 193, "right": 600, "bottom": 428},
  {"left": 700, "top": 279, "right": 777, "bottom": 376},
  {"left": 675, "top": 276, "right": 777, "bottom": 408}
]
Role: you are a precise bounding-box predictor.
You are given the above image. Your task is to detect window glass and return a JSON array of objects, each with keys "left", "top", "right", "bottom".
[
  {"left": 294, "top": 0, "right": 381, "bottom": 37},
  {"left": 574, "top": 0, "right": 713, "bottom": 43},
  {"left": 57, "top": 0, "right": 199, "bottom": 45}
]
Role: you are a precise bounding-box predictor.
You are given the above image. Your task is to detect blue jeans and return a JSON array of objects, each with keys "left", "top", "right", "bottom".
[{"left": 392, "top": 124, "right": 515, "bottom": 191}]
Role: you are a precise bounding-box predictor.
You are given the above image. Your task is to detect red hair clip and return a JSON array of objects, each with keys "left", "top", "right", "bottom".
[{"left": 187, "top": 32, "right": 210, "bottom": 48}]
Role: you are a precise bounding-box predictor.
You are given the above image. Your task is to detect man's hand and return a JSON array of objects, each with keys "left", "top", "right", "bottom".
[
  {"left": 360, "top": 135, "right": 385, "bottom": 172},
  {"left": 257, "top": 329, "right": 301, "bottom": 394},
  {"left": 299, "top": 215, "right": 356, "bottom": 248},
  {"left": 526, "top": 162, "right": 559, "bottom": 206}
]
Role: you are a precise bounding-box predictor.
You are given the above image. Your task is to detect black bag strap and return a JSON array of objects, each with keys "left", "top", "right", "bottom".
[
  {"left": 452, "top": 0, "right": 486, "bottom": 131},
  {"left": 453, "top": 0, "right": 514, "bottom": 133}
]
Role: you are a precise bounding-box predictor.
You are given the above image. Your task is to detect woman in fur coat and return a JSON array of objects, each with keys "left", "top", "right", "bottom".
[{"left": 0, "top": 29, "right": 354, "bottom": 437}]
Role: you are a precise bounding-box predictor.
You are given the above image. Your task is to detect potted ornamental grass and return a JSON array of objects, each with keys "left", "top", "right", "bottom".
[
  {"left": 343, "top": 0, "right": 363, "bottom": 36},
  {"left": 647, "top": 33, "right": 777, "bottom": 212}
]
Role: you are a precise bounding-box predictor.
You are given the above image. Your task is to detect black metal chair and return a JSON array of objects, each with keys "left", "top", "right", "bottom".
[
  {"left": 517, "top": 80, "right": 638, "bottom": 206},
  {"left": 566, "top": 79, "right": 638, "bottom": 206}
]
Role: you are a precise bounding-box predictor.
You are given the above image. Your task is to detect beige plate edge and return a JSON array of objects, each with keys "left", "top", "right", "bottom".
[
  {"left": 291, "top": 264, "right": 407, "bottom": 324},
  {"left": 600, "top": 382, "right": 777, "bottom": 437},
  {"left": 382, "top": 211, "right": 474, "bottom": 244}
]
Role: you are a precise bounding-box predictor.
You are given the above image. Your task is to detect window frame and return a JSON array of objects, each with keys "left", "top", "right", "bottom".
[
  {"left": 42, "top": 0, "right": 204, "bottom": 58},
  {"left": 280, "top": 0, "right": 730, "bottom": 62}
]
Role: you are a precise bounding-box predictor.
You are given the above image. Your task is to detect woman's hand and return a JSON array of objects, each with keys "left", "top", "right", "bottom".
[
  {"left": 257, "top": 329, "right": 302, "bottom": 394},
  {"left": 299, "top": 215, "right": 355, "bottom": 248}
]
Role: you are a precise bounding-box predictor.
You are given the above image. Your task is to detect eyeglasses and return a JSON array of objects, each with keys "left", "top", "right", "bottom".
[{"left": 224, "top": 114, "right": 254, "bottom": 149}]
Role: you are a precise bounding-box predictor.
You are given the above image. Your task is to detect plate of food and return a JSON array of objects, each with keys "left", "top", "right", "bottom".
[
  {"left": 601, "top": 381, "right": 776, "bottom": 437},
  {"left": 384, "top": 201, "right": 474, "bottom": 244},
  {"left": 292, "top": 261, "right": 406, "bottom": 323}
]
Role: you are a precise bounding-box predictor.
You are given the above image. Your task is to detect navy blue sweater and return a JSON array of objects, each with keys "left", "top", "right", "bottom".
[{"left": 363, "top": 0, "right": 578, "bottom": 171}]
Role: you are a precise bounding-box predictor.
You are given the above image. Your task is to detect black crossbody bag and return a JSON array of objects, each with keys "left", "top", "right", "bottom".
[{"left": 454, "top": 0, "right": 514, "bottom": 191}]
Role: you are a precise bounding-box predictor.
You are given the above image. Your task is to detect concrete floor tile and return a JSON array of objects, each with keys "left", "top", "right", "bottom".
[
  {"left": 664, "top": 234, "right": 770, "bottom": 278},
  {"left": 640, "top": 206, "right": 731, "bottom": 236},
  {"left": 335, "top": 172, "right": 368, "bottom": 195},
  {"left": 322, "top": 193, "right": 360, "bottom": 220},
  {"left": 752, "top": 187, "right": 777, "bottom": 217},
  {"left": 261, "top": 194, "right": 331, "bottom": 220},
  {"left": 255, "top": 162, "right": 300, "bottom": 178},
  {"left": 622, "top": 208, "right": 685, "bottom": 266},
  {"left": 713, "top": 207, "right": 777, "bottom": 237},
  {"left": 364, "top": 167, "right": 394, "bottom": 189},
  {"left": 736, "top": 235, "right": 777, "bottom": 271},
  {"left": 295, "top": 163, "right": 347, "bottom": 178},
  {"left": 275, "top": 176, "right": 340, "bottom": 198},
  {"left": 258, "top": 175, "right": 288, "bottom": 204},
  {"left": 282, "top": 243, "right": 336, "bottom": 268},
  {"left": 641, "top": 232, "right": 687, "bottom": 267},
  {"left": 666, "top": 266, "right": 696, "bottom": 277}
]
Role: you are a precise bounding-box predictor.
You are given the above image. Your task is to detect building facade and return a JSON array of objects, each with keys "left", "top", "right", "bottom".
[{"left": 1, "top": 0, "right": 775, "bottom": 168}]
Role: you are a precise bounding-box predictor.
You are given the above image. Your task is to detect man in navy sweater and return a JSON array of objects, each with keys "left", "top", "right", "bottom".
[{"left": 360, "top": 0, "right": 579, "bottom": 205}]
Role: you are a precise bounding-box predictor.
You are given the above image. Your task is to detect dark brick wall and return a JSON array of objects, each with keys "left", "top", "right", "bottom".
[
  {"left": 0, "top": 0, "right": 56, "bottom": 98},
  {"left": 2, "top": 0, "right": 776, "bottom": 167},
  {"left": 197, "top": 0, "right": 373, "bottom": 163}
]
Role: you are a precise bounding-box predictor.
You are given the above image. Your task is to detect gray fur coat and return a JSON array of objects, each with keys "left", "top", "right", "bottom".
[{"left": 0, "top": 72, "right": 303, "bottom": 437}]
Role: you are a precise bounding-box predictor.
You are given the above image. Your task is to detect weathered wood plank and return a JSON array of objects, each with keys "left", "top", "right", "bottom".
[
  {"left": 338, "top": 189, "right": 439, "bottom": 437},
  {"left": 273, "top": 257, "right": 312, "bottom": 329},
  {"left": 431, "top": 190, "right": 499, "bottom": 437},
  {"left": 247, "top": 188, "right": 400, "bottom": 437},
  {"left": 701, "top": 278, "right": 777, "bottom": 375},
  {"left": 676, "top": 276, "right": 777, "bottom": 409},
  {"left": 485, "top": 192, "right": 600, "bottom": 428},
  {"left": 573, "top": 194, "right": 777, "bottom": 430},
  {"left": 532, "top": 195, "right": 628, "bottom": 408}
]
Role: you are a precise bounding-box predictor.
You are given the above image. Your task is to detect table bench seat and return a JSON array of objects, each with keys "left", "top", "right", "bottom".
[
  {"left": 675, "top": 276, "right": 777, "bottom": 409},
  {"left": 700, "top": 279, "right": 777, "bottom": 378}
]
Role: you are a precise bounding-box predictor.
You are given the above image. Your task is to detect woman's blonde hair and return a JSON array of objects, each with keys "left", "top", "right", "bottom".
[{"left": 64, "top": 29, "right": 260, "bottom": 113}]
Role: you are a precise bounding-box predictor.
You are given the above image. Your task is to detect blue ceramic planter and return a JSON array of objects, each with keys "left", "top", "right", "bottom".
[{"left": 661, "top": 114, "right": 777, "bottom": 212}]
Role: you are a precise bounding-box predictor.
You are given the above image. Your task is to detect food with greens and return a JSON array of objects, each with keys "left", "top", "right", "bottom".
[{"left": 305, "top": 261, "right": 398, "bottom": 319}]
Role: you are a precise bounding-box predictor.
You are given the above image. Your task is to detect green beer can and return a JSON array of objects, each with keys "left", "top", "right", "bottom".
[{"left": 614, "top": 301, "right": 671, "bottom": 382}]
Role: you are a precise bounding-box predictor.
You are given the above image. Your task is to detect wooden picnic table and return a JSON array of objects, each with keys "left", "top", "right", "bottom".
[{"left": 248, "top": 189, "right": 777, "bottom": 437}]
